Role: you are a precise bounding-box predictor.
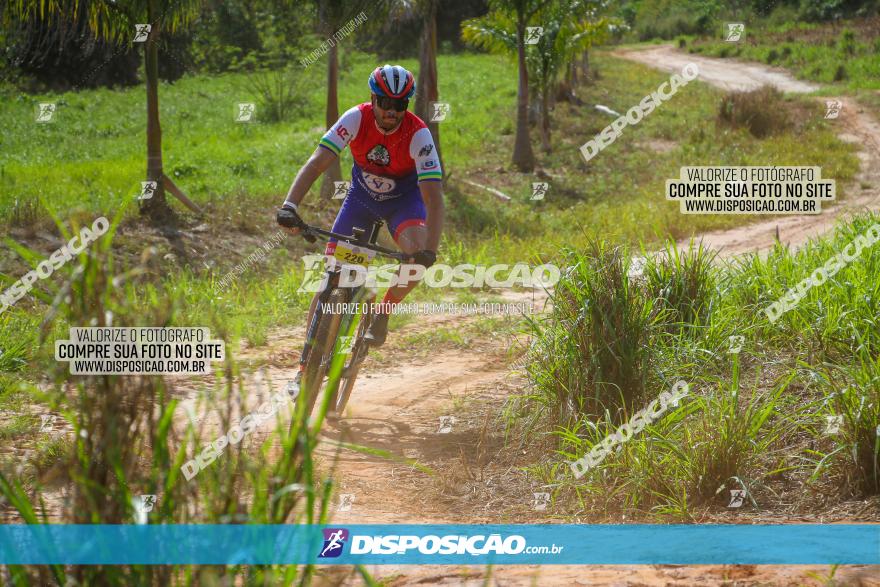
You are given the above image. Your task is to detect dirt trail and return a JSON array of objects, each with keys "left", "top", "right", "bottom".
[
  {"left": 616, "top": 44, "right": 880, "bottom": 258},
  {"left": 613, "top": 44, "right": 821, "bottom": 93},
  {"left": 28, "top": 46, "right": 876, "bottom": 585}
]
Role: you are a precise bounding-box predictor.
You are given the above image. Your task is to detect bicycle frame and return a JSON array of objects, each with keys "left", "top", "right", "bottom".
[{"left": 298, "top": 219, "right": 408, "bottom": 379}]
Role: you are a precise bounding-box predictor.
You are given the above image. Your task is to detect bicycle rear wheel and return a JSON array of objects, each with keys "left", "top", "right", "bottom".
[{"left": 300, "top": 288, "right": 346, "bottom": 419}]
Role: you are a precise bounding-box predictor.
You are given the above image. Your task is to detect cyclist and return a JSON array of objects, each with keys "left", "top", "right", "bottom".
[{"left": 277, "top": 64, "right": 444, "bottom": 393}]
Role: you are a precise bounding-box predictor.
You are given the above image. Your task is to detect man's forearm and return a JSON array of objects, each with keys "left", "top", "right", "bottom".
[
  {"left": 283, "top": 165, "right": 322, "bottom": 208},
  {"left": 283, "top": 147, "right": 337, "bottom": 208}
]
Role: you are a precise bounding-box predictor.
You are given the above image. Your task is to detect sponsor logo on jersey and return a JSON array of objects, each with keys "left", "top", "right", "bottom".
[
  {"left": 418, "top": 144, "right": 433, "bottom": 157},
  {"left": 366, "top": 144, "right": 391, "bottom": 166},
  {"left": 361, "top": 172, "right": 396, "bottom": 194}
]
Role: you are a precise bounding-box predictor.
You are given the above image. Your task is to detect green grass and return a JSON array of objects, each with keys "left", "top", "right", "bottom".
[
  {"left": 401, "top": 314, "right": 518, "bottom": 350},
  {"left": 0, "top": 48, "right": 862, "bottom": 504}
]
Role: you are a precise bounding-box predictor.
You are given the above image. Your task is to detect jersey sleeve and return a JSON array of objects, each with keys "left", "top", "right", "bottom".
[
  {"left": 318, "top": 106, "right": 361, "bottom": 156},
  {"left": 410, "top": 127, "right": 443, "bottom": 182}
]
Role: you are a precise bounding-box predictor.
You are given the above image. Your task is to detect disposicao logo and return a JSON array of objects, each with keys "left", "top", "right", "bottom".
[
  {"left": 315, "top": 529, "right": 562, "bottom": 558},
  {"left": 349, "top": 533, "right": 527, "bottom": 555},
  {"left": 318, "top": 528, "right": 349, "bottom": 558}
]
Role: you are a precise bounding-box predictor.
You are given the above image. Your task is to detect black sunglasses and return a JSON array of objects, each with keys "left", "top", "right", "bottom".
[{"left": 375, "top": 95, "right": 409, "bottom": 112}]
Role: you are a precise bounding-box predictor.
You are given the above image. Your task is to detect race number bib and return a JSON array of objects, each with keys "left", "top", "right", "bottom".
[{"left": 333, "top": 242, "right": 376, "bottom": 266}]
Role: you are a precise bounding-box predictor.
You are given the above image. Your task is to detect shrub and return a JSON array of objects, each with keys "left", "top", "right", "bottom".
[
  {"left": 524, "top": 242, "right": 659, "bottom": 423},
  {"left": 644, "top": 239, "right": 717, "bottom": 336},
  {"left": 0, "top": 214, "right": 334, "bottom": 584},
  {"left": 247, "top": 67, "right": 310, "bottom": 123},
  {"left": 828, "top": 356, "right": 880, "bottom": 496},
  {"left": 717, "top": 86, "right": 791, "bottom": 138}
]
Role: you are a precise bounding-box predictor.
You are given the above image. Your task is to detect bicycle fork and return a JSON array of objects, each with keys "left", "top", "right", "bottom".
[{"left": 298, "top": 270, "right": 343, "bottom": 370}]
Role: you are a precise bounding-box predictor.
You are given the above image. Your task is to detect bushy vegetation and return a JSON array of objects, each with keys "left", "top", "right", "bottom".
[
  {"left": 620, "top": 0, "right": 879, "bottom": 41},
  {"left": 515, "top": 212, "right": 880, "bottom": 518},
  {"left": 622, "top": 0, "right": 720, "bottom": 41},
  {"left": 688, "top": 18, "right": 880, "bottom": 90},
  {"left": 521, "top": 241, "right": 659, "bottom": 425},
  {"left": 717, "top": 87, "right": 793, "bottom": 138},
  {"left": 0, "top": 216, "right": 365, "bottom": 584}
]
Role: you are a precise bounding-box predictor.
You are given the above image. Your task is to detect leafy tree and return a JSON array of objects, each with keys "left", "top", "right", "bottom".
[
  {"left": 2, "top": 7, "right": 140, "bottom": 90},
  {"left": 3, "top": 0, "right": 201, "bottom": 226},
  {"left": 385, "top": 0, "right": 445, "bottom": 170},
  {"left": 528, "top": 1, "right": 612, "bottom": 151},
  {"left": 463, "top": 0, "right": 552, "bottom": 172},
  {"left": 304, "top": 0, "right": 373, "bottom": 199}
]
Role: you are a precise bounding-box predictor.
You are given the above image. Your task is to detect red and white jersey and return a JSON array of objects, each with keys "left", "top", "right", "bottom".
[{"left": 318, "top": 102, "right": 442, "bottom": 185}]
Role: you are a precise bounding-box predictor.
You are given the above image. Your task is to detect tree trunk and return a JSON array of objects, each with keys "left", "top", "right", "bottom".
[
  {"left": 512, "top": 21, "right": 535, "bottom": 172},
  {"left": 415, "top": 0, "right": 442, "bottom": 171},
  {"left": 527, "top": 83, "right": 539, "bottom": 125},
  {"left": 140, "top": 0, "right": 174, "bottom": 226},
  {"left": 540, "top": 84, "right": 551, "bottom": 152},
  {"left": 320, "top": 41, "right": 343, "bottom": 199}
]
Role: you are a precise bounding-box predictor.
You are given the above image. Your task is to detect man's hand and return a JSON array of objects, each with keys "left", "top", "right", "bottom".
[
  {"left": 276, "top": 207, "right": 305, "bottom": 237},
  {"left": 409, "top": 250, "right": 437, "bottom": 268}
]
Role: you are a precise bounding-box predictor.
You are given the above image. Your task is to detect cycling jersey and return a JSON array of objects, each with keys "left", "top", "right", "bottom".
[{"left": 318, "top": 103, "right": 442, "bottom": 201}]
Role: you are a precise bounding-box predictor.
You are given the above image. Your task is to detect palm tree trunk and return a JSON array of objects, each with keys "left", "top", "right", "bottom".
[
  {"left": 512, "top": 21, "right": 535, "bottom": 172},
  {"left": 528, "top": 82, "right": 539, "bottom": 125},
  {"left": 141, "top": 0, "right": 174, "bottom": 224},
  {"left": 540, "top": 84, "right": 551, "bottom": 152},
  {"left": 319, "top": 41, "right": 343, "bottom": 199},
  {"left": 415, "top": 0, "right": 442, "bottom": 169}
]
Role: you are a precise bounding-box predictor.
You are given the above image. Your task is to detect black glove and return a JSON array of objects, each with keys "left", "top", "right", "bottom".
[
  {"left": 276, "top": 206, "right": 316, "bottom": 243},
  {"left": 276, "top": 206, "right": 305, "bottom": 228},
  {"left": 412, "top": 250, "right": 437, "bottom": 268}
]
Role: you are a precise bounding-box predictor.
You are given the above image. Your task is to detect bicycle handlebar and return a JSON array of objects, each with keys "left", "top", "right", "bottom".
[{"left": 277, "top": 209, "right": 409, "bottom": 262}]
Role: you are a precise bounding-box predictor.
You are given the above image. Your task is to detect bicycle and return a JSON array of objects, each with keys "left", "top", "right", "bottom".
[{"left": 277, "top": 209, "right": 409, "bottom": 423}]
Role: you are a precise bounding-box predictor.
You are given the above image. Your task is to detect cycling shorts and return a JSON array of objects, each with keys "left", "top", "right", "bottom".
[{"left": 324, "top": 175, "right": 426, "bottom": 255}]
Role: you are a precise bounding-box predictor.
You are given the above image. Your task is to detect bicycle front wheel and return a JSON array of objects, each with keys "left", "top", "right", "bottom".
[
  {"left": 331, "top": 299, "right": 374, "bottom": 416},
  {"left": 300, "top": 288, "right": 346, "bottom": 419}
]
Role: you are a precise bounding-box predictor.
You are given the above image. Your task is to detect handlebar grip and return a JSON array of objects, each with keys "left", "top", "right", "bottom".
[
  {"left": 276, "top": 209, "right": 301, "bottom": 228},
  {"left": 303, "top": 232, "right": 317, "bottom": 244}
]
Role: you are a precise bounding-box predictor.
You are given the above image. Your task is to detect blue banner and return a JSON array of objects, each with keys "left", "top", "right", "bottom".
[{"left": 0, "top": 524, "right": 876, "bottom": 565}]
